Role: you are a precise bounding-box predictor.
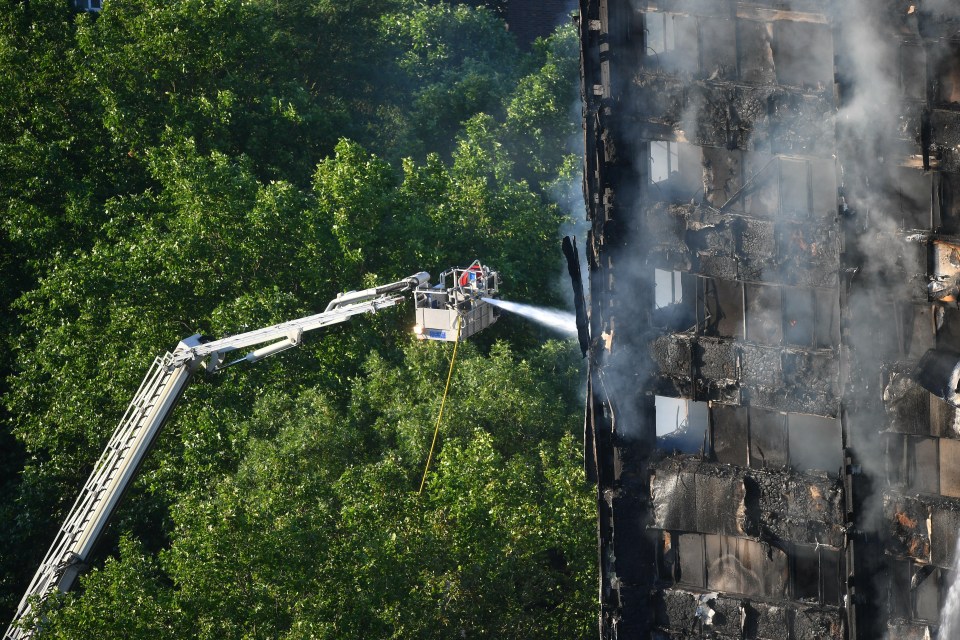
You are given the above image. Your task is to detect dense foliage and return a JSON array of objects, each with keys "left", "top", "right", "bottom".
[{"left": 0, "top": 0, "right": 591, "bottom": 637}]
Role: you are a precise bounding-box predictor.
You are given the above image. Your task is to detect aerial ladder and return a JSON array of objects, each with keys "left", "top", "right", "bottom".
[
  {"left": 6, "top": 264, "right": 502, "bottom": 640},
  {"left": 5, "top": 271, "right": 467, "bottom": 640}
]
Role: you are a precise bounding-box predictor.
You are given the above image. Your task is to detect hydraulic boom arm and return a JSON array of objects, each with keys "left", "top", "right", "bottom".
[{"left": 5, "top": 272, "right": 428, "bottom": 640}]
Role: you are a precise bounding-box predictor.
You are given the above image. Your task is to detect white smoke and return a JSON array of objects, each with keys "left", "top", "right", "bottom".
[{"left": 942, "top": 535, "right": 960, "bottom": 637}]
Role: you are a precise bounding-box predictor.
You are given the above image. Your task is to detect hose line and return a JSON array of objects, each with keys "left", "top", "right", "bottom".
[{"left": 418, "top": 315, "right": 462, "bottom": 495}]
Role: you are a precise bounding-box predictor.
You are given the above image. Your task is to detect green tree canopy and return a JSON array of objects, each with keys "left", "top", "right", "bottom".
[
  {"left": 28, "top": 341, "right": 593, "bottom": 640},
  {"left": 0, "top": 0, "right": 592, "bottom": 634}
]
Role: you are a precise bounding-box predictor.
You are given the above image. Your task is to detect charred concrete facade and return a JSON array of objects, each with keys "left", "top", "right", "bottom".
[{"left": 579, "top": 1, "right": 960, "bottom": 638}]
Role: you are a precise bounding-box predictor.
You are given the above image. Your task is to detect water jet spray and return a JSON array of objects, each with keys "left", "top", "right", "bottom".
[{"left": 480, "top": 297, "right": 577, "bottom": 336}]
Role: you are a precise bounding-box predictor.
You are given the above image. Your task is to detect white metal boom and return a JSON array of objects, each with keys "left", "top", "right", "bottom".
[{"left": 5, "top": 272, "right": 428, "bottom": 640}]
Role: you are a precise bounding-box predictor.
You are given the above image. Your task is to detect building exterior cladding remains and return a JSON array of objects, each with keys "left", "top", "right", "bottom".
[{"left": 578, "top": 1, "right": 960, "bottom": 638}]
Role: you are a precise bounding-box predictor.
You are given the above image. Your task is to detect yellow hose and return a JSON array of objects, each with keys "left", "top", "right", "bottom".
[{"left": 418, "top": 315, "right": 462, "bottom": 495}]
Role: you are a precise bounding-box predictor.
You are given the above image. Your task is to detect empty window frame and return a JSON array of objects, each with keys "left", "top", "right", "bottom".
[
  {"left": 916, "top": 437, "right": 941, "bottom": 495},
  {"left": 931, "top": 393, "right": 960, "bottom": 439},
  {"left": 882, "top": 367, "right": 931, "bottom": 435},
  {"left": 647, "top": 15, "right": 800, "bottom": 82},
  {"left": 936, "top": 172, "right": 960, "bottom": 234},
  {"left": 644, "top": 11, "right": 676, "bottom": 55},
  {"left": 889, "top": 559, "right": 913, "bottom": 619},
  {"left": 772, "top": 21, "right": 833, "bottom": 90},
  {"left": 913, "top": 563, "right": 942, "bottom": 623},
  {"left": 782, "top": 288, "right": 815, "bottom": 346},
  {"left": 645, "top": 15, "right": 833, "bottom": 90},
  {"left": 792, "top": 544, "right": 843, "bottom": 605},
  {"left": 932, "top": 509, "right": 960, "bottom": 567},
  {"left": 709, "top": 403, "right": 839, "bottom": 474},
  {"left": 714, "top": 151, "right": 831, "bottom": 218},
  {"left": 649, "top": 141, "right": 680, "bottom": 184},
  {"left": 702, "top": 146, "right": 743, "bottom": 208},
  {"left": 641, "top": 12, "right": 699, "bottom": 73},
  {"left": 889, "top": 558, "right": 946, "bottom": 624},
  {"left": 937, "top": 308, "right": 960, "bottom": 352},
  {"left": 936, "top": 43, "right": 960, "bottom": 106},
  {"left": 745, "top": 283, "right": 783, "bottom": 344},
  {"left": 737, "top": 19, "right": 775, "bottom": 85},
  {"left": 894, "top": 167, "right": 933, "bottom": 230},
  {"left": 886, "top": 304, "right": 935, "bottom": 361},
  {"left": 702, "top": 277, "right": 745, "bottom": 339},
  {"left": 792, "top": 544, "right": 819, "bottom": 600},
  {"left": 745, "top": 283, "right": 837, "bottom": 348},
  {"left": 779, "top": 158, "right": 811, "bottom": 217},
  {"left": 662, "top": 278, "right": 744, "bottom": 340},
  {"left": 940, "top": 438, "right": 960, "bottom": 498},
  {"left": 74, "top": 0, "right": 102, "bottom": 9},
  {"left": 655, "top": 395, "right": 709, "bottom": 452},
  {"left": 887, "top": 434, "right": 944, "bottom": 495},
  {"left": 664, "top": 535, "right": 839, "bottom": 604},
  {"left": 735, "top": 155, "right": 836, "bottom": 219},
  {"left": 901, "top": 44, "right": 927, "bottom": 101},
  {"left": 813, "top": 288, "right": 841, "bottom": 349},
  {"left": 705, "top": 534, "right": 788, "bottom": 597},
  {"left": 741, "top": 153, "right": 780, "bottom": 216},
  {"left": 649, "top": 140, "right": 701, "bottom": 200},
  {"left": 655, "top": 268, "right": 684, "bottom": 308},
  {"left": 657, "top": 531, "right": 679, "bottom": 583},
  {"left": 711, "top": 404, "right": 748, "bottom": 466},
  {"left": 653, "top": 269, "right": 697, "bottom": 332},
  {"left": 779, "top": 157, "right": 836, "bottom": 218},
  {"left": 698, "top": 17, "right": 737, "bottom": 81},
  {"left": 780, "top": 285, "right": 840, "bottom": 349},
  {"left": 819, "top": 546, "right": 843, "bottom": 605},
  {"left": 748, "top": 407, "right": 789, "bottom": 470},
  {"left": 888, "top": 558, "right": 944, "bottom": 623},
  {"left": 810, "top": 159, "right": 838, "bottom": 217},
  {"left": 787, "top": 414, "right": 842, "bottom": 475},
  {"left": 677, "top": 532, "right": 705, "bottom": 588}
]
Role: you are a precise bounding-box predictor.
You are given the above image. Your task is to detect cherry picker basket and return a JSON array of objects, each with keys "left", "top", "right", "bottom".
[{"left": 413, "top": 261, "right": 500, "bottom": 341}]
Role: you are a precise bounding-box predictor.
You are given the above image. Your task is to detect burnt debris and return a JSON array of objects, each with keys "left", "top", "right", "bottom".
[{"left": 563, "top": 235, "right": 591, "bottom": 357}]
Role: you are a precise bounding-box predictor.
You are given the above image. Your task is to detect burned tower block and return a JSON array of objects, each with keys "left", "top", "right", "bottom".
[{"left": 580, "top": 0, "right": 960, "bottom": 638}]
